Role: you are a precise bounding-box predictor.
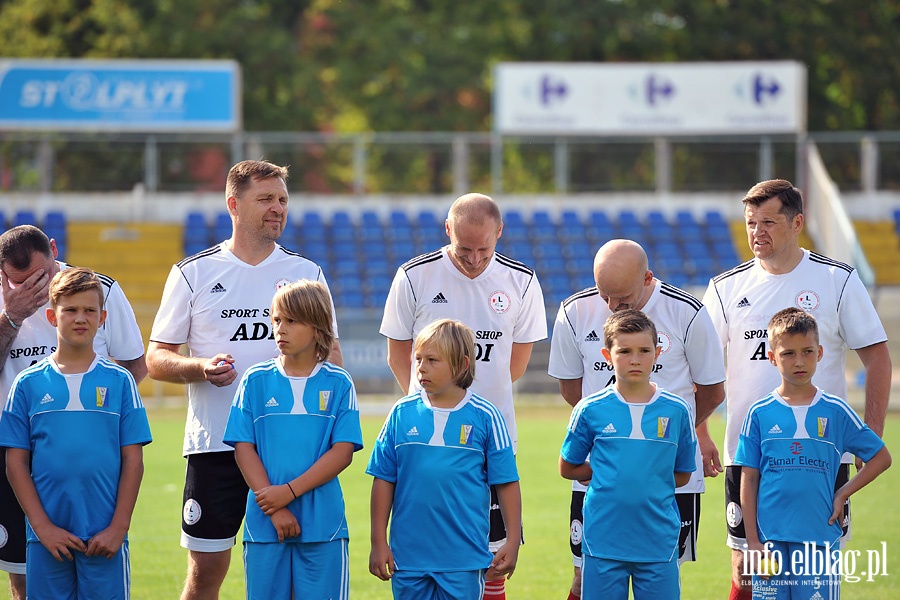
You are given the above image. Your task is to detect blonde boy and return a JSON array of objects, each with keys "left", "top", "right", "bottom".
[
  {"left": 735, "top": 308, "right": 891, "bottom": 598},
  {"left": 0, "top": 267, "right": 151, "bottom": 599},
  {"left": 560, "top": 309, "right": 696, "bottom": 600},
  {"left": 368, "top": 319, "right": 522, "bottom": 600}
]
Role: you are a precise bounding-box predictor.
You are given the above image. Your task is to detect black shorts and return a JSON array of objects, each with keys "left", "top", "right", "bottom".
[
  {"left": 0, "top": 448, "right": 26, "bottom": 574},
  {"left": 569, "top": 489, "right": 701, "bottom": 566},
  {"left": 489, "top": 484, "right": 523, "bottom": 552},
  {"left": 181, "top": 452, "right": 249, "bottom": 552},
  {"left": 724, "top": 464, "right": 850, "bottom": 549}
]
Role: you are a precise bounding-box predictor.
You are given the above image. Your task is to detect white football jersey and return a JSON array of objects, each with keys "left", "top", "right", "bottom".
[
  {"left": 380, "top": 247, "right": 547, "bottom": 450},
  {"left": 150, "top": 242, "right": 337, "bottom": 455},
  {"left": 0, "top": 262, "right": 145, "bottom": 399},
  {"left": 549, "top": 279, "right": 725, "bottom": 493},
  {"left": 702, "top": 249, "right": 887, "bottom": 465}
]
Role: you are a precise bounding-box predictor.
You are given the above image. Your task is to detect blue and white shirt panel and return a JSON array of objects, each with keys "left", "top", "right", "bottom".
[
  {"left": 366, "top": 389, "right": 519, "bottom": 572},
  {"left": 223, "top": 359, "right": 363, "bottom": 544},
  {"left": 0, "top": 355, "right": 151, "bottom": 541},
  {"left": 561, "top": 385, "right": 696, "bottom": 563},
  {"left": 734, "top": 388, "right": 884, "bottom": 546}
]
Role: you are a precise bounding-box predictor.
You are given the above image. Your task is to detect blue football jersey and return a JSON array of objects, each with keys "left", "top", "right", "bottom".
[
  {"left": 223, "top": 359, "right": 363, "bottom": 544},
  {"left": 0, "top": 355, "right": 152, "bottom": 541},
  {"left": 560, "top": 385, "right": 696, "bottom": 562},
  {"left": 366, "top": 390, "right": 519, "bottom": 572},
  {"left": 734, "top": 388, "right": 884, "bottom": 546}
]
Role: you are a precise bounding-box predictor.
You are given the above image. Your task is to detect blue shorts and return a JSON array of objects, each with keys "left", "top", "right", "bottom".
[
  {"left": 750, "top": 541, "right": 842, "bottom": 600},
  {"left": 26, "top": 539, "right": 130, "bottom": 600},
  {"left": 581, "top": 555, "right": 680, "bottom": 600},
  {"left": 243, "top": 538, "right": 349, "bottom": 599},
  {"left": 391, "top": 569, "right": 486, "bottom": 600}
]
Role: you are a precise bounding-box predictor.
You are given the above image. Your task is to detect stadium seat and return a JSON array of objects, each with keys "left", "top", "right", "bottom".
[
  {"left": 13, "top": 210, "right": 37, "bottom": 227},
  {"left": 183, "top": 212, "right": 209, "bottom": 248},
  {"left": 416, "top": 210, "right": 440, "bottom": 229},
  {"left": 214, "top": 212, "right": 232, "bottom": 240}
]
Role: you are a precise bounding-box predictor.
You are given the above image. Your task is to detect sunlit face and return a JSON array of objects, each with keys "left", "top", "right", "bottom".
[
  {"left": 745, "top": 197, "right": 802, "bottom": 263},
  {"left": 46, "top": 289, "right": 106, "bottom": 350},
  {"left": 2, "top": 250, "right": 57, "bottom": 288},
  {"left": 272, "top": 305, "right": 318, "bottom": 361},
  {"left": 768, "top": 331, "right": 822, "bottom": 388},
  {"left": 596, "top": 269, "right": 651, "bottom": 312},
  {"left": 446, "top": 217, "right": 501, "bottom": 278},
  {"left": 601, "top": 330, "right": 661, "bottom": 386},
  {"left": 231, "top": 176, "right": 289, "bottom": 244},
  {"left": 415, "top": 341, "right": 459, "bottom": 400}
]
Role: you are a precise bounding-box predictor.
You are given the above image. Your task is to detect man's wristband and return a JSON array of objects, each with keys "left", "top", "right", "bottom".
[{"left": 2, "top": 310, "right": 19, "bottom": 330}]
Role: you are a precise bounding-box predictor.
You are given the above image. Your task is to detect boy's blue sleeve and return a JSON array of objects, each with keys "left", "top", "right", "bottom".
[
  {"left": 733, "top": 411, "right": 761, "bottom": 469},
  {"left": 0, "top": 377, "right": 32, "bottom": 450},
  {"left": 560, "top": 402, "right": 591, "bottom": 465},
  {"left": 366, "top": 408, "right": 398, "bottom": 483},
  {"left": 486, "top": 409, "right": 519, "bottom": 486},
  {"left": 330, "top": 378, "right": 364, "bottom": 452},
  {"left": 223, "top": 373, "right": 255, "bottom": 447},
  {"left": 119, "top": 370, "right": 152, "bottom": 447},
  {"left": 675, "top": 405, "right": 697, "bottom": 473},
  {"left": 838, "top": 404, "right": 885, "bottom": 463}
]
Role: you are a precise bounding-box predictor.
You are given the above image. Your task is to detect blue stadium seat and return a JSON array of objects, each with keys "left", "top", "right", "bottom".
[
  {"left": 44, "top": 211, "right": 67, "bottom": 231},
  {"left": 214, "top": 212, "right": 232, "bottom": 240},
  {"left": 340, "top": 291, "right": 366, "bottom": 310},
  {"left": 0, "top": 211, "right": 5, "bottom": 230},
  {"left": 646, "top": 210, "right": 669, "bottom": 228},
  {"left": 390, "top": 210, "right": 411, "bottom": 227},
  {"left": 683, "top": 241, "right": 710, "bottom": 261},
  {"left": 183, "top": 212, "right": 209, "bottom": 248},
  {"left": 389, "top": 239, "right": 417, "bottom": 262},
  {"left": 416, "top": 210, "right": 440, "bottom": 229},
  {"left": 705, "top": 210, "right": 728, "bottom": 229},
  {"left": 13, "top": 210, "right": 37, "bottom": 227},
  {"left": 675, "top": 210, "right": 698, "bottom": 228},
  {"left": 618, "top": 210, "right": 642, "bottom": 229}
]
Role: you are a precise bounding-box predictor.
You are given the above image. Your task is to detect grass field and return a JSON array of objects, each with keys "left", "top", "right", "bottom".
[{"left": 3, "top": 404, "right": 898, "bottom": 599}]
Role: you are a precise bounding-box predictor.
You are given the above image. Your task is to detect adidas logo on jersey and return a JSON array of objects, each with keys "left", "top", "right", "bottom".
[
  {"left": 407, "top": 426, "right": 419, "bottom": 436},
  {"left": 40, "top": 394, "right": 54, "bottom": 405},
  {"left": 211, "top": 283, "right": 227, "bottom": 293},
  {"left": 602, "top": 423, "right": 617, "bottom": 434},
  {"left": 768, "top": 424, "right": 782, "bottom": 434},
  {"left": 265, "top": 398, "right": 279, "bottom": 407},
  {"left": 736, "top": 297, "right": 751, "bottom": 308},
  {"left": 585, "top": 330, "right": 601, "bottom": 342},
  {"left": 432, "top": 292, "right": 448, "bottom": 304}
]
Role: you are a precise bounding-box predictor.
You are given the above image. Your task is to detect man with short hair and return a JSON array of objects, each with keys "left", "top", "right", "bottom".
[
  {"left": 549, "top": 238, "right": 725, "bottom": 599},
  {"left": 147, "top": 159, "right": 342, "bottom": 600},
  {"left": 0, "top": 225, "right": 147, "bottom": 600},
  {"left": 380, "top": 193, "right": 547, "bottom": 600},
  {"left": 702, "top": 179, "right": 891, "bottom": 600}
]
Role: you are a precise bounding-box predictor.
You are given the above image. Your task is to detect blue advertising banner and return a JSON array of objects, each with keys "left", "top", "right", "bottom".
[{"left": 0, "top": 59, "right": 241, "bottom": 132}]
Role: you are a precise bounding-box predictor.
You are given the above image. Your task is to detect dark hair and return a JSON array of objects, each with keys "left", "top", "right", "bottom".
[
  {"left": 767, "top": 307, "right": 819, "bottom": 347},
  {"left": 603, "top": 308, "right": 657, "bottom": 350},
  {"left": 0, "top": 225, "right": 52, "bottom": 270},
  {"left": 225, "top": 160, "right": 289, "bottom": 200},
  {"left": 742, "top": 179, "right": 803, "bottom": 220}
]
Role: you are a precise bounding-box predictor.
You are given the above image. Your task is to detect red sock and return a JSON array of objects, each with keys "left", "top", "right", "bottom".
[
  {"left": 567, "top": 591, "right": 580, "bottom": 600},
  {"left": 484, "top": 578, "right": 506, "bottom": 600},
  {"left": 728, "top": 580, "right": 752, "bottom": 600}
]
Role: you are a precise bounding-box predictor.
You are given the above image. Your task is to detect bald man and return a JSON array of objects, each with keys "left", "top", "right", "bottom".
[
  {"left": 549, "top": 239, "right": 725, "bottom": 600},
  {"left": 380, "top": 193, "right": 547, "bottom": 599}
]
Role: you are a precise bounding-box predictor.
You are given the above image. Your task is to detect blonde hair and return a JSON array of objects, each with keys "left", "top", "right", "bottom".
[
  {"left": 271, "top": 280, "right": 334, "bottom": 361},
  {"left": 414, "top": 319, "right": 476, "bottom": 389},
  {"left": 603, "top": 308, "right": 657, "bottom": 349},
  {"left": 767, "top": 307, "right": 819, "bottom": 348},
  {"left": 49, "top": 267, "right": 104, "bottom": 309}
]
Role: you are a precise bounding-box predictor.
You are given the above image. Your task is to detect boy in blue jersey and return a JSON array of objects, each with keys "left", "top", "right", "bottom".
[
  {"left": 368, "top": 318, "right": 522, "bottom": 600},
  {"left": 223, "top": 280, "right": 362, "bottom": 600},
  {"left": 0, "top": 267, "right": 151, "bottom": 600},
  {"left": 735, "top": 308, "right": 891, "bottom": 599},
  {"left": 560, "top": 309, "right": 696, "bottom": 600}
]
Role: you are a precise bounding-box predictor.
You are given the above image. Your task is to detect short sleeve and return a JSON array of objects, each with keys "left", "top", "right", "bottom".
[
  {"left": 331, "top": 379, "right": 363, "bottom": 452},
  {"left": 514, "top": 274, "right": 547, "bottom": 343},
  {"left": 701, "top": 280, "right": 729, "bottom": 348},
  {"left": 118, "top": 370, "right": 152, "bottom": 446},
  {"left": 674, "top": 406, "right": 697, "bottom": 473},
  {"left": 379, "top": 269, "right": 416, "bottom": 341},
  {"left": 682, "top": 305, "right": 727, "bottom": 386},
  {"left": 485, "top": 408, "right": 519, "bottom": 485},
  {"left": 837, "top": 271, "right": 887, "bottom": 350},
  {"left": 222, "top": 374, "right": 256, "bottom": 447},
  {"left": 102, "top": 280, "right": 146, "bottom": 362},
  {"left": 366, "top": 409, "right": 399, "bottom": 483},
  {"left": 0, "top": 376, "right": 32, "bottom": 450},
  {"left": 560, "top": 403, "right": 592, "bottom": 466},
  {"left": 733, "top": 412, "right": 762, "bottom": 469},
  {"left": 150, "top": 264, "right": 193, "bottom": 345},
  {"left": 548, "top": 302, "right": 584, "bottom": 380}
]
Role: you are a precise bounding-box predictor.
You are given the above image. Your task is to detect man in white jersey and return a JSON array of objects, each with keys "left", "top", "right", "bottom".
[
  {"left": 147, "top": 160, "right": 342, "bottom": 600},
  {"left": 380, "top": 192, "right": 546, "bottom": 600},
  {"left": 701, "top": 179, "right": 891, "bottom": 600},
  {"left": 0, "top": 225, "right": 146, "bottom": 600},
  {"left": 549, "top": 239, "right": 725, "bottom": 600}
]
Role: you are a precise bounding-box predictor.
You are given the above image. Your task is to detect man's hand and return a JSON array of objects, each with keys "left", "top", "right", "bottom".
[
  {"left": 1, "top": 268, "right": 50, "bottom": 324},
  {"left": 203, "top": 354, "right": 237, "bottom": 387},
  {"left": 698, "top": 429, "right": 723, "bottom": 477}
]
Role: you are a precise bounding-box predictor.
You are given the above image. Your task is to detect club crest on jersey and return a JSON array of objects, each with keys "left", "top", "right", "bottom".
[
  {"left": 96, "top": 387, "right": 108, "bottom": 408},
  {"left": 796, "top": 291, "right": 820, "bottom": 311},
  {"left": 489, "top": 290, "right": 511, "bottom": 314},
  {"left": 274, "top": 278, "right": 292, "bottom": 290},
  {"left": 319, "top": 391, "right": 330, "bottom": 411},
  {"left": 657, "top": 331, "right": 671, "bottom": 354},
  {"left": 657, "top": 417, "right": 670, "bottom": 438},
  {"left": 459, "top": 424, "right": 473, "bottom": 445},
  {"left": 790, "top": 441, "right": 803, "bottom": 455},
  {"left": 817, "top": 417, "right": 829, "bottom": 438}
]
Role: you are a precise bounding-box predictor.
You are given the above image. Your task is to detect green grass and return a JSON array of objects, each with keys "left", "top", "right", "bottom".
[{"left": 3, "top": 406, "right": 899, "bottom": 599}]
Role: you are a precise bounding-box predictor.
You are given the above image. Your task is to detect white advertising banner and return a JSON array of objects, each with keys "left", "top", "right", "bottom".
[{"left": 494, "top": 61, "right": 806, "bottom": 135}]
